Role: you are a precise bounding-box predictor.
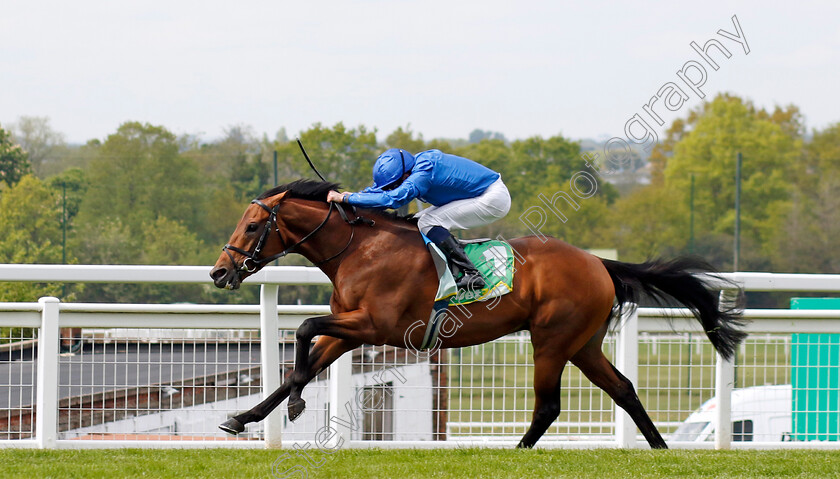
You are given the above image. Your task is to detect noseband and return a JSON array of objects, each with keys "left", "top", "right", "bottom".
[{"left": 223, "top": 198, "right": 374, "bottom": 274}]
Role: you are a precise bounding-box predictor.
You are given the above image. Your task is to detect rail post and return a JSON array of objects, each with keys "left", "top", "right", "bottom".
[
  {"left": 260, "top": 284, "right": 283, "bottom": 449},
  {"left": 328, "top": 351, "right": 353, "bottom": 447},
  {"left": 615, "top": 305, "right": 639, "bottom": 448},
  {"left": 714, "top": 352, "right": 735, "bottom": 449},
  {"left": 714, "top": 289, "right": 739, "bottom": 449},
  {"left": 35, "top": 297, "right": 60, "bottom": 448}
]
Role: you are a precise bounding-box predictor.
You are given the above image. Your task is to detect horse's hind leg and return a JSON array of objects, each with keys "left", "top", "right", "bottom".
[
  {"left": 571, "top": 336, "right": 667, "bottom": 449},
  {"left": 517, "top": 350, "right": 568, "bottom": 448},
  {"left": 220, "top": 336, "right": 359, "bottom": 434}
]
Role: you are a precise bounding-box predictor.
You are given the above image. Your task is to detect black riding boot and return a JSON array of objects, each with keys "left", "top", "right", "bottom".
[{"left": 437, "top": 235, "right": 486, "bottom": 291}]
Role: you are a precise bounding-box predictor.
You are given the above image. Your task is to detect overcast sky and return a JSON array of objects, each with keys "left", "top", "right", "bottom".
[{"left": 1, "top": 1, "right": 837, "bottom": 144}]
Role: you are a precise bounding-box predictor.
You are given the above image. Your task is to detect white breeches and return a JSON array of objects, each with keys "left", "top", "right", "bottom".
[{"left": 415, "top": 178, "right": 511, "bottom": 234}]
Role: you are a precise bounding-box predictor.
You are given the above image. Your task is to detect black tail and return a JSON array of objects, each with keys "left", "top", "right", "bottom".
[{"left": 601, "top": 257, "right": 746, "bottom": 360}]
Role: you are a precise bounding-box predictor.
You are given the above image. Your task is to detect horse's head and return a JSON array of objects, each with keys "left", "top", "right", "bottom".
[
  {"left": 210, "top": 179, "right": 346, "bottom": 289},
  {"left": 210, "top": 192, "right": 289, "bottom": 289}
]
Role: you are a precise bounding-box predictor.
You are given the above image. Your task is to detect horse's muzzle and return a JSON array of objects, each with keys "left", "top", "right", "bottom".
[{"left": 210, "top": 265, "right": 241, "bottom": 290}]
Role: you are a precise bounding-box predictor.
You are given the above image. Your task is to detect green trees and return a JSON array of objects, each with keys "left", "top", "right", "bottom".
[
  {"left": 612, "top": 94, "right": 805, "bottom": 269},
  {"left": 276, "top": 122, "right": 379, "bottom": 191},
  {"left": 770, "top": 123, "right": 840, "bottom": 272},
  {"left": 507, "top": 136, "right": 583, "bottom": 210},
  {"left": 0, "top": 175, "right": 63, "bottom": 264},
  {"left": 384, "top": 126, "right": 429, "bottom": 153},
  {"left": 76, "top": 122, "right": 206, "bottom": 238},
  {"left": 451, "top": 134, "right": 618, "bottom": 246},
  {"left": 9, "top": 116, "right": 67, "bottom": 177},
  {"left": 70, "top": 122, "right": 215, "bottom": 303},
  {"left": 606, "top": 185, "right": 690, "bottom": 261},
  {"left": 0, "top": 124, "right": 31, "bottom": 188},
  {"left": 184, "top": 125, "right": 273, "bottom": 202},
  {"left": 0, "top": 175, "right": 73, "bottom": 301},
  {"left": 48, "top": 167, "right": 88, "bottom": 227},
  {"left": 664, "top": 96, "right": 799, "bottom": 255}
]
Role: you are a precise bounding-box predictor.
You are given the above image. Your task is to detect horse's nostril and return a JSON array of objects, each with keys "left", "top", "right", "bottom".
[{"left": 210, "top": 267, "right": 228, "bottom": 282}]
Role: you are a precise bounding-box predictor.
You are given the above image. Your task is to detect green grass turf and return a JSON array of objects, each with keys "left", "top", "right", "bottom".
[{"left": 1, "top": 448, "right": 838, "bottom": 478}]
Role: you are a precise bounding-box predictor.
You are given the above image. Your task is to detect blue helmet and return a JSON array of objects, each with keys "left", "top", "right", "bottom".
[{"left": 372, "top": 149, "right": 415, "bottom": 190}]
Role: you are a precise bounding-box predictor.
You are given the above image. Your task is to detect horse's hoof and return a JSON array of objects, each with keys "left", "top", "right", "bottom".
[
  {"left": 288, "top": 399, "right": 306, "bottom": 422},
  {"left": 219, "top": 418, "right": 245, "bottom": 435}
]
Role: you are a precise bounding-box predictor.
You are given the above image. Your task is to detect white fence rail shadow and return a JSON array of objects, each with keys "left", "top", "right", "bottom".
[{"left": 1, "top": 265, "right": 840, "bottom": 450}]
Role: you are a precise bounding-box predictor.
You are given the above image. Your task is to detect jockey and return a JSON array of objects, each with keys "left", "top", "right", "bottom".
[{"left": 327, "top": 148, "right": 511, "bottom": 290}]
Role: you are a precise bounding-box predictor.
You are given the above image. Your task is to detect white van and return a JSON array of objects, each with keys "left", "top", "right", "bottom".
[{"left": 670, "top": 384, "right": 792, "bottom": 443}]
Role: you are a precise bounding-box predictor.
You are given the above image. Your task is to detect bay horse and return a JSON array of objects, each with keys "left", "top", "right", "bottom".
[{"left": 209, "top": 179, "right": 745, "bottom": 448}]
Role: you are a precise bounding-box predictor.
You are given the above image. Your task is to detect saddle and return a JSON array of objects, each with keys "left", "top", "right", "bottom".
[
  {"left": 422, "top": 235, "right": 515, "bottom": 305},
  {"left": 416, "top": 236, "right": 516, "bottom": 350}
]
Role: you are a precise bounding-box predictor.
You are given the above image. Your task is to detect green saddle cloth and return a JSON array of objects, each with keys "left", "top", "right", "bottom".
[{"left": 449, "top": 240, "right": 515, "bottom": 306}]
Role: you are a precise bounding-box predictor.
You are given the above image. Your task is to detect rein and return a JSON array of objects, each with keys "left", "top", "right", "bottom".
[{"left": 223, "top": 198, "right": 374, "bottom": 273}]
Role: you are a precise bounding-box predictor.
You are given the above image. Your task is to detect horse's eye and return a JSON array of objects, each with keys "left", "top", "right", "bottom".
[{"left": 246, "top": 223, "right": 259, "bottom": 233}]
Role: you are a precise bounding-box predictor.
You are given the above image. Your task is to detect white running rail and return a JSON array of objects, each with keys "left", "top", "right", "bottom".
[{"left": 2, "top": 265, "right": 840, "bottom": 450}]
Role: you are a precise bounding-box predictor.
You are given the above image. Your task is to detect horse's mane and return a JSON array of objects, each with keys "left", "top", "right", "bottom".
[
  {"left": 258, "top": 179, "right": 339, "bottom": 202},
  {"left": 258, "top": 179, "right": 418, "bottom": 225}
]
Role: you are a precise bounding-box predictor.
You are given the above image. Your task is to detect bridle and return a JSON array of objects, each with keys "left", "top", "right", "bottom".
[
  {"left": 223, "top": 198, "right": 374, "bottom": 274},
  {"left": 222, "top": 197, "right": 374, "bottom": 274}
]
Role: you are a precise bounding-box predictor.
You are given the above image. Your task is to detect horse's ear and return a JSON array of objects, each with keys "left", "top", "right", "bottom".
[{"left": 263, "top": 191, "right": 288, "bottom": 206}]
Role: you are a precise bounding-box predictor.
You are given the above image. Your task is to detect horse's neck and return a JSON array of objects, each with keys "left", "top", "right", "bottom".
[
  {"left": 282, "top": 202, "right": 422, "bottom": 279},
  {"left": 327, "top": 216, "right": 426, "bottom": 285}
]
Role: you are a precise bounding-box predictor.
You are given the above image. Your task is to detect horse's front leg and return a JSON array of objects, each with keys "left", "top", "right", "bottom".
[
  {"left": 220, "top": 335, "right": 360, "bottom": 434},
  {"left": 288, "top": 310, "right": 375, "bottom": 421}
]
